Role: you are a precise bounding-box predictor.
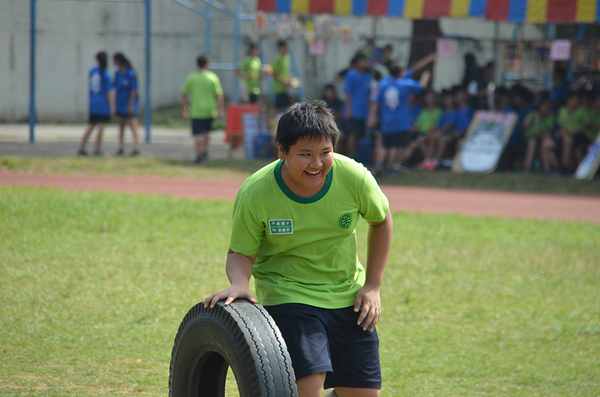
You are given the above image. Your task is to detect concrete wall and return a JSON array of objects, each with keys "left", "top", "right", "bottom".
[{"left": 0, "top": 0, "right": 544, "bottom": 122}]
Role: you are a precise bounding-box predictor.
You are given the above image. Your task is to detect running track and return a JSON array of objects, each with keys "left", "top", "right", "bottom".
[{"left": 1, "top": 172, "right": 599, "bottom": 224}]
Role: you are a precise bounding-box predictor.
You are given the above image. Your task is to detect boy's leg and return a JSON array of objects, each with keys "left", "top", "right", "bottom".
[
  {"left": 79, "top": 123, "right": 96, "bottom": 153},
  {"left": 332, "top": 387, "right": 380, "bottom": 397},
  {"left": 128, "top": 117, "right": 141, "bottom": 153},
  {"left": 523, "top": 139, "right": 537, "bottom": 172},
  {"left": 117, "top": 117, "right": 126, "bottom": 152},
  {"left": 297, "top": 373, "right": 327, "bottom": 397},
  {"left": 560, "top": 132, "right": 573, "bottom": 170},
  {"left": 541, "top": 136, "right": 558, "bottom": 172},
  {"left": 94, "top": 123, "right": 106, "bottom": 154}
]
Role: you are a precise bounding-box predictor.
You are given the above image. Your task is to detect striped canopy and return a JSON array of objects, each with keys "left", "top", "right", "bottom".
[{"left": 256, "top": 0, "right": 600, "bottom": 23}]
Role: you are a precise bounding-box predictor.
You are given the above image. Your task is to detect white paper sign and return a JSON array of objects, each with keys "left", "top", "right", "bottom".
[
  {"left": 550, "top": 40, "right": 572, "bottom": 61},
  {"left": 452, "top": 111, "right": 518, "bottom": 174},
  {"left": 575, "top": 134, "right": 600, "bottom": 180}
]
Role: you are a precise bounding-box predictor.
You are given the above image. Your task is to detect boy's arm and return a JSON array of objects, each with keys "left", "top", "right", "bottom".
[
  {"left": 128, "top": 89, "right": 137, "bottom": 115},
  {"left": 355, "top": 209, "right": 393, "bottom": 332},
  {"left": 204, "top": 248, "right": 258, "bottom": 309},
  {"left": 345, "top": 92, "right": 353, "bottom": 119},
  {"left": 408, "top": 52, "right": 436, "bottom": 74},
  {"left": 216, "top": 93, "right": 225, "bottom": 118},
  {"left": 368, "top": 101, "right": 379, "bottom": 128},
  {"left": 181, "top": 94, "right": 189, "bottom": 118}
]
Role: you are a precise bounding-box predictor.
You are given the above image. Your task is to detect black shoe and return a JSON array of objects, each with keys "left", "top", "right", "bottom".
[
  {"left": 93, "top": 150, "right": 103, "bottom": 156},
  {"left": 194, "top": 155, "right": 205, "bottom": 165},
  {"left": 129, "top": 150, "right": 140, "bottom": 157},
  {"left": 78, "top": 149, "right": 88, "bottom": 156},
  {"left": 115, "top": 149, "right": 124, "bottom": 156}
]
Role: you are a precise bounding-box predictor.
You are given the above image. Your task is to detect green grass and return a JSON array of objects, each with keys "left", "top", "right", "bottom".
[
  {"left": 1, "top": 186, "right": 599, "bottom": 396},
  {"left": 2, "top": 156, "right": 600, "bottom": 196},
  {"left": 0, "top": 156, "right": 271, "bottom": 181}
]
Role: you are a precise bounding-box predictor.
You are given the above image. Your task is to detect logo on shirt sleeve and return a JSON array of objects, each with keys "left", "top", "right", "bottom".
[{"left": 268, "top": 219, "right": 293, "bottom": 235}]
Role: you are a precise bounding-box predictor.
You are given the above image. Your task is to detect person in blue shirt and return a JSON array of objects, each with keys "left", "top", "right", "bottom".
[
  {"left": 429, "top": 90, "right": 458, "bottom": 167},
  {"left": 113, "top": 52, "right": 141, "bottom": 156},
  {"left": 344, "top": 53, "right": 372, "bottom": 159},
  {"left": 368, "top": 65, "right": 430, "bottom": 175},
  {"left": 78, "top": 51, "right": 114, "bottom": 156}
]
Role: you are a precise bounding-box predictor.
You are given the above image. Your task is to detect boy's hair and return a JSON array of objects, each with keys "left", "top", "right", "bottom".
[
  {"left": 277, "top": 39, "right": 288, "bottom": 49},
  {"left": 323, "top": 83, "right": 337, "bottom": 93},
  {"left": 197, "top": 54, "right": 209, "bottom": 68},
  {"left": 389, "top": 64, "right": 402, "bottom": 78},
  {"left": 276, "top": 100, "right": 340, "bottom": 153},
  {"left": 352, "top": 52, "right": 367, "bottom": 64}
]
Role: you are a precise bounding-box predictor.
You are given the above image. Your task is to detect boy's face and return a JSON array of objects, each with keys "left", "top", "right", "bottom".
[
  {"left": 356, "top": 58, "right": 368, "bottom": 71},
  {"left": 425, "top": 92, "right": 437, "bottom": 107},
  {"left": 323, "top": 88, "right": 336, "bottom": 101},
  {"left": 277, "top": 136, "right": 334, "bottom": 196},
  {"left": 455, "top": 91, "right": 467, "bottom": 106},
  {"left": 443, "top": 95, "right": 454, "bottom": 109}
]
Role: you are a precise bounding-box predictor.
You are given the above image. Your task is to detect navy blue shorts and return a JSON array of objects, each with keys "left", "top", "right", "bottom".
[
  {"left": 89, "top": 114, "right": 110, "bottom": 124},
  {"left": 264, "top": 303, "right": 381, "bottom": 390},
  {"left": 382, "top": 131, "right": 409, "bottom": 148},
  {"left": 345, "top": 119, "right": 367, "bottom": 138},
  {"left": 192, "top": 118, "right": 213, "bottom": 136}
]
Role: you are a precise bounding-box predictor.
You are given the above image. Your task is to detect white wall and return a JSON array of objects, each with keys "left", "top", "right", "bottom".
[{"left": 0, "top": 0, "right": 545, "bottom": 122}]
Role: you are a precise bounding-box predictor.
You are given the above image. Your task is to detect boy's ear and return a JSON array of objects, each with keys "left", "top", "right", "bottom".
[{"left": 277, "top": 142, "right": 286, "bottom": 160}]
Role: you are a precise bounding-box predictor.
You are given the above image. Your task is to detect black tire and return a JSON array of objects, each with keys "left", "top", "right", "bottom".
[{"left": 169, "top": 299, "right": 298, "bottom": 397}]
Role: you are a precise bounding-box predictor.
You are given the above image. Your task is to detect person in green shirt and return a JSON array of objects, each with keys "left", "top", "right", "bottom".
[
  {"left": 181, "top": 54, "right": 224, "bottom": 164},
  {"left": 204, "top": 100, "right": 392, "bottom": 397},
  {"left": 405, "top": 90, "right": 442, "bottom": 170},
  {"left": 272, "top": 39, "right": 293, "bottom": 113},
  {"left": 236, "top": 44, "right": 262, "bottom": 103},
  {"left": 557, "top": 93, "right": 589, "bottom": 171},
  {"left": 522, "top": 99, "right": 557, "bottom": 173}
]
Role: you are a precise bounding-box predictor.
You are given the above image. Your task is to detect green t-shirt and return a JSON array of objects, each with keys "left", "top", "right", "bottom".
[
  {"left": 272, "top": 53, "right": 291, "bottom": 95},
  {"left": 181, "top": 70, "right": 223, "bottom": 119},
  {"left": 229, "top": 155, "right": 389, "bottom": 309},
  {"left": 415, "top": 107, "right": 443, "bottom": 134},
  {"left": 240, "top": 55, "right": 261, "bottom": 95},
  {"left": 557, "top": 106, "right": 589, "bottom": 134},
  {"left": 523, "top": 111, "right": 555, "bottom": 140}
]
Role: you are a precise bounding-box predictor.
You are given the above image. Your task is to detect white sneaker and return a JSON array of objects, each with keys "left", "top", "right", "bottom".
[{"left": 393, "top": 163, "right": 411, "bottom": 173}]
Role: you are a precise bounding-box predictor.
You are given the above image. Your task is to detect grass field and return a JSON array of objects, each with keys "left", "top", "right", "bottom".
[
  {"left": 1, "top": 185, "right": 599, "bottom": 396},
  {"left": 2, "top": 156, "right": 600, "bottom": 196}
]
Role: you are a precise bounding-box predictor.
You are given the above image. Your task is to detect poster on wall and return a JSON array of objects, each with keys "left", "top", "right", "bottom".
[
  {"left": 452, "top": 111, "right": 518, "bottom": 173},
  {"left": 503, "top": 41, "right": 523, "bottom": 72},
  {"left": 573, "top": 41, "right": 597, "bottom": 72},
  {"left": 550, "top": 40, "right": 572, "bottom": 61},
  {"left": 436, "top": 38, "right": 456, "bottom": 58},
  {"left": 533, "top": 41, "right": 552, "bottom": 72}
]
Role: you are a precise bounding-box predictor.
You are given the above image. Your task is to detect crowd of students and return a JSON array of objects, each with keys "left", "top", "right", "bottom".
[{"left": 322, "top": 49, "right": 600, "bottom": 176}]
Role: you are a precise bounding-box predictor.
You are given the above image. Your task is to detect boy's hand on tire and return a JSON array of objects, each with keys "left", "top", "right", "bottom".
[{"left": 204, "top": 285, "right": 256, "bottom": 309}]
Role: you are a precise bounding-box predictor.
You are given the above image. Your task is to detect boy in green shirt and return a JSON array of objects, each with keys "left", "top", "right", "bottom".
[
  {"left": 272, "top": 39, "right": 293, "bottom": 112},
  {"left": 557, "top": 93, "right": 589, "bottom": 171},
  {"left": 181, "top": 54, "right": 224, "bottom": 164},
  {"left": 236, "top": 44, "right": 262, "bottom": 103},
  {"left": 406, "top": 90, "right": 442, "bottom": 170},
  {"left": 522, "top": 99, "right": 557, "bottom": 173},
  {"left": 205, "top": 100, "right": 392, "bottom": 397}
]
